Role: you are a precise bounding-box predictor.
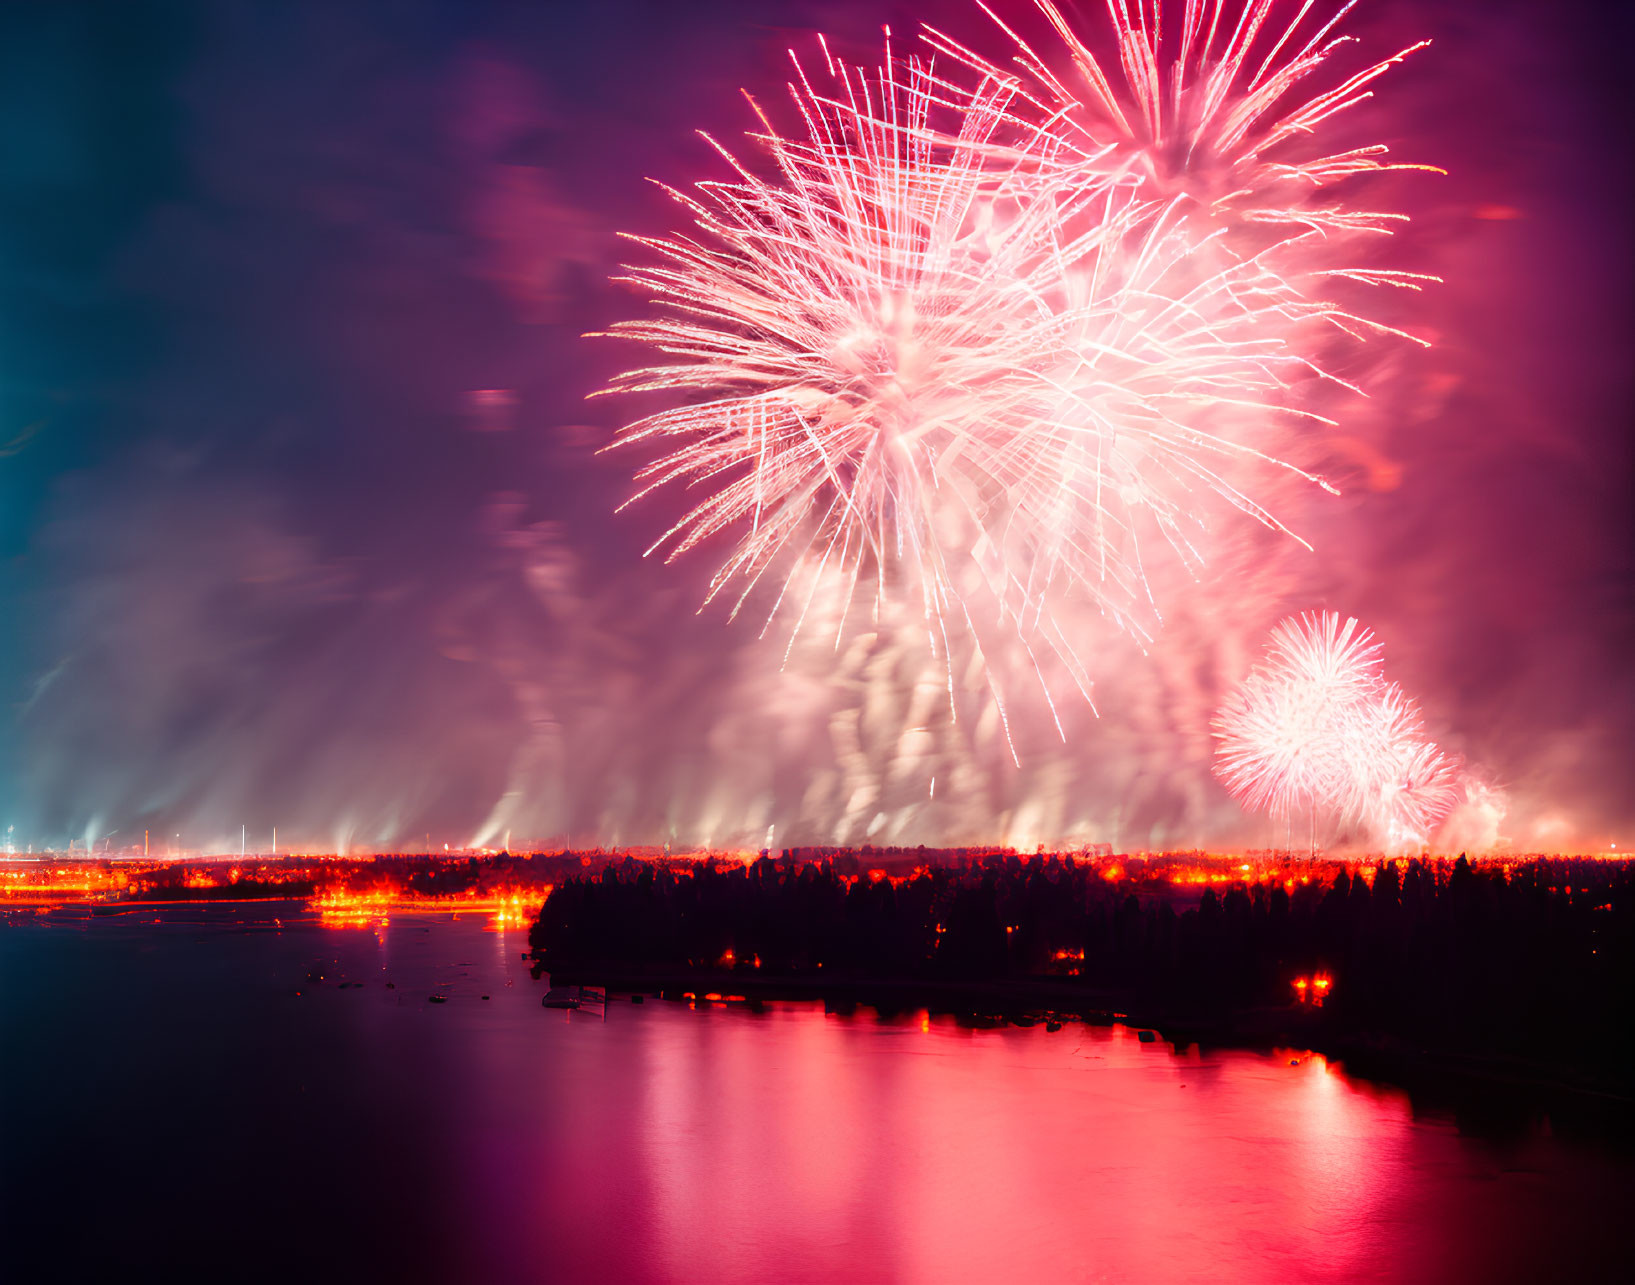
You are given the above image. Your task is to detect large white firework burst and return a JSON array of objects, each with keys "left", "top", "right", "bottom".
[
  {"left": 598, "top": 51, "right": 1073, "bottom": 628},
  {"left": 595, "top": 2, "right": 1438, "bottom": 726}
]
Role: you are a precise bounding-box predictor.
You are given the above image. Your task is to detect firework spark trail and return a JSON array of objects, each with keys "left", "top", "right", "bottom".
[
  {"left": 925, "top": 0, "right": 1442, "bottom": 238},
  {"left": 1213, "top": 611, "right": 1461, "bottom": 846},
  {"left": 595, "top": 2, "right": 1437, "bottom": 728}
]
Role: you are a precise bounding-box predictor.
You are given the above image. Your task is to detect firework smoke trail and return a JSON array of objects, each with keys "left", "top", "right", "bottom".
[
  {"left": 597, "top": 3, "right": 1432, "bottom": 691},
  {"left": 1213, "top": 611, "right": 1461, "bottom": 847}
]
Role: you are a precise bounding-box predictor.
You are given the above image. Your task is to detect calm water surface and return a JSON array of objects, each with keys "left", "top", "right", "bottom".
[{"left": 1, "top": 912, "right": 1628, "bottom": 1283}]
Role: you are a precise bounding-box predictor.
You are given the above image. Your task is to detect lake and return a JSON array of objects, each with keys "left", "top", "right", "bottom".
[{"left": 1, "top": 910, "right": 1627, "bottom": 1282}]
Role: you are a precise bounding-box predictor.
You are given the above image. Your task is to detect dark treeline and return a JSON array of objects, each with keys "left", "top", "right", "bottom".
[{"left": 532, "top": 854, "right": 1633, "bottom": 1081}]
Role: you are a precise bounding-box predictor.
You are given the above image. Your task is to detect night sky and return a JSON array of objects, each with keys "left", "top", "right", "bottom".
[{"left": 1, "top": 0, "right": 1628, "bottom": 853}]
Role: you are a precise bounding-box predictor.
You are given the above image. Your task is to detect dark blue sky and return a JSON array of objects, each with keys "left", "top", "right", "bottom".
[{"left": 1, "top": 0, "right": 1629, "bottom": 852}]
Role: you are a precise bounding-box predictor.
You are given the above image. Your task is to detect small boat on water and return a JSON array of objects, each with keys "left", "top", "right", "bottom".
[{"left": 542, "top": 986, "right": 581, "bottom": 1010}]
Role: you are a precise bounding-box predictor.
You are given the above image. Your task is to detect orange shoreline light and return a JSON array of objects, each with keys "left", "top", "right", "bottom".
[
  {"left": 4, "top": 850, "right": 1628, "bottom": 929},
  {"left": 1292, "top": 973, "right": 1334, "bottom": 1006},
  {"left": 313, "top": 887, "right": 550, "bottom": 931}
]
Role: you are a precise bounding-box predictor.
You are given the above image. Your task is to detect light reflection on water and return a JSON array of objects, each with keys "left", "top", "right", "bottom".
[{"left": 1, "top": 912, "right": 1627, "bottom": 1283}]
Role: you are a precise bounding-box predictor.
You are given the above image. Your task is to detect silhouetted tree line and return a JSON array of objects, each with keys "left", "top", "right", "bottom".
[{"left": 532, "top": 854, "right": 1633, "bottom": 1070}]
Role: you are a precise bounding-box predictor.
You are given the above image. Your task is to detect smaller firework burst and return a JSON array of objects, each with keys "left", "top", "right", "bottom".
[
  {"left": 1213, "top": 610, "right": 1459, "bottom": 847},
  {"left": 1212, "top": 610, "right": 1381, "bottom": 820},
  {"left": 1338, "top": 682, "right": 1462, "bottom": 847}
]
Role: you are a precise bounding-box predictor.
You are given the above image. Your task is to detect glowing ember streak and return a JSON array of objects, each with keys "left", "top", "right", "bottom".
[
  {"left": 1213, "top": 610, "right": 1460, "bottom": 846},
  {"left": 598, "top": 2, "right": 1437, "bottom": 713}
]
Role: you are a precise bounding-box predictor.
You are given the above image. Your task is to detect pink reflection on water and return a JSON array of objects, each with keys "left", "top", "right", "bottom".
[
  {"left": 625, "top": 1012, "right": 1423, "bottom": 1282},
  {"left": 348, "top": 922, "right": 1628, "bottom": 1283},
  {"left": 9, "top": 915, "right": 1627, "bottom": 1283}
]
